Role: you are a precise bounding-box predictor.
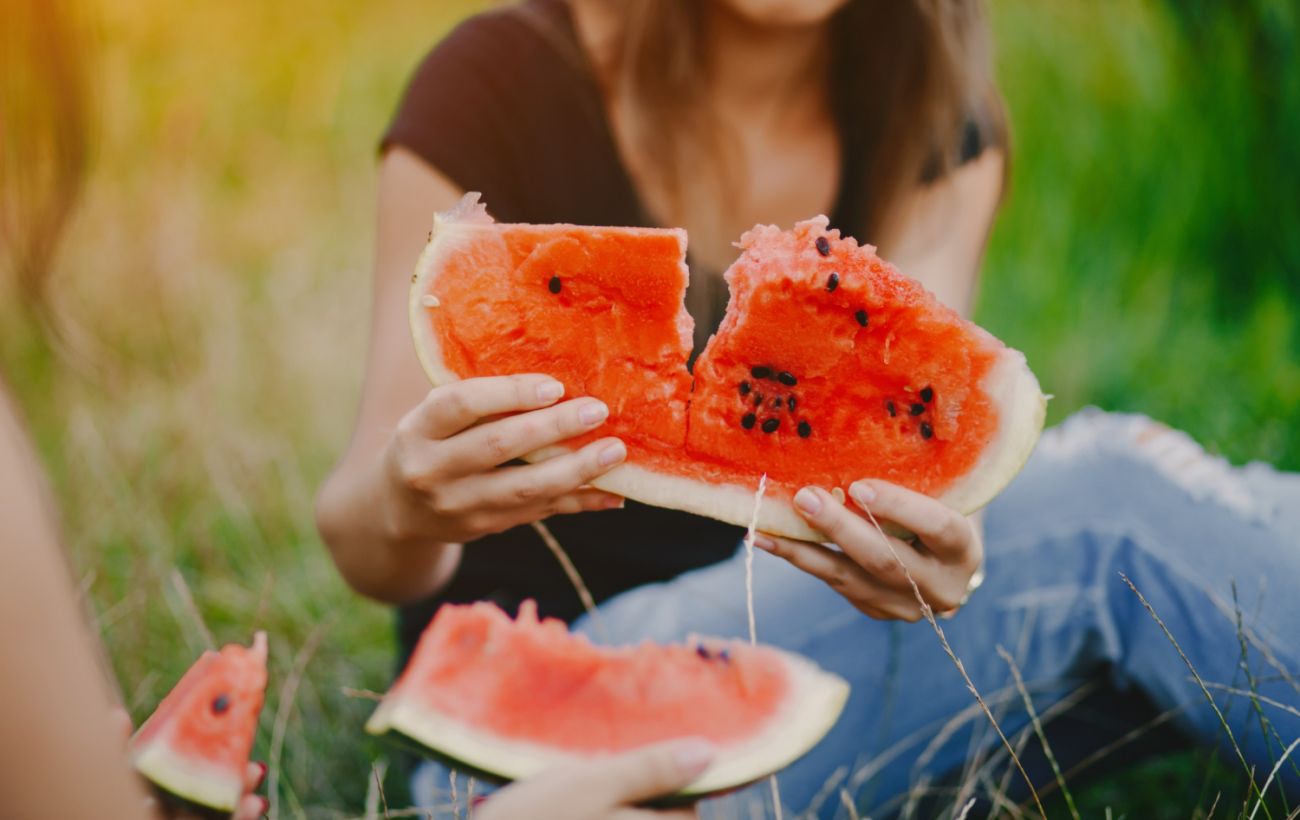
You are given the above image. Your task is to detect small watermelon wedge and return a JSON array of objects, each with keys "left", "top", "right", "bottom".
[
  {"left": 130, "top": 633, "right": 268, "bottom": 815},
  {"left": 410, "top": 195, "right": 1046, "bottom": 541},
  {"left": 365, "top": 601, "right": 849, "bottom": 797}
]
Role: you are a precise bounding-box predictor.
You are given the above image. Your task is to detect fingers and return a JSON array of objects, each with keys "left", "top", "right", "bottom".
[
  {"left": 786, "top": 485, "right": 977, "bottom": 614},
  {"left": 409, "top": 375, "right": 567, "bottom": 439},
  {"left": 791, "top": 487, "right": 927, "bottom": 586},
  {"left": 848, "top": 480, "right": 975, "bottom": 562},
  {"left": 435, "top": 398, "right": 612, "bottom": 473},
  {"left": 752, "top": 535, "right": 921, "bottom": 621},
  {"left": 444, "top": 437, "right": 627, "bottom": 511},
  {"left": 233, "top": 792, "right": 269, "bottom": 820},
  {"left": 586, "top": 739, "right": 716, "bottom": 806},
  {"left": 244, "top": 761, "right": 267, "bottom": 792}
]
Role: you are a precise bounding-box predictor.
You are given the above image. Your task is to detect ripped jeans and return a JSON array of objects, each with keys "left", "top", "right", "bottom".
[{"left": 412, "top": 411, "right": 1300, "bottom": 817}]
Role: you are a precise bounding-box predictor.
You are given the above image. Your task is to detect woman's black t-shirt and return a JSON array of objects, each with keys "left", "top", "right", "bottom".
[{"left": 381, "top": 0, "right": 986, "bottom": 662}]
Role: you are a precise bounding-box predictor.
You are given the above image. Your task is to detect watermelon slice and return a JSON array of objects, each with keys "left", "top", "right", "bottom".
[
  {"left": 130, "top": 633, "right": 268, "bottom": 814},
  {"left": 365, "top": 601, "right": 849, "bottom": 796},
  {"left": 411, "top": 194, "right": 1046, "bottom": 540}
]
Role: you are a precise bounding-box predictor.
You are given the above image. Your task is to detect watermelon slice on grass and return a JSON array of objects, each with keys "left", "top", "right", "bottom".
[
  {"left": 129, "top": 633, "right": 268, "bottom": 815},
  {"left": 410, "top": 194, "right": 1046, "bottom": 541},
  {"left": 365, "top": 601, "right": 850, "bottom": 798}
]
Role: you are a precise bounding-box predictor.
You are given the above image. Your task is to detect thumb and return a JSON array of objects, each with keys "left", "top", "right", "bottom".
[{"left": 588, "top": 738, "right": 716, "bottom": 806}]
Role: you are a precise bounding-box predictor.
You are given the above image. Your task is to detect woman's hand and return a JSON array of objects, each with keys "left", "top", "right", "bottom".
[
  {"left": 753, "top": 480, "right": 983, "bottom": 621},
  {"left": 475, "top": 739, "right": 714, "bottom": 820},
  {"left": 380, "top": 373, "right": 627, "bottom": 544}
]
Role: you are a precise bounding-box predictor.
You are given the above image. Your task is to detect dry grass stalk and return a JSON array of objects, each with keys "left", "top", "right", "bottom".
[
  {"left": 858, "top": 506, "right": 1047, "bottom": 819},
  {"left": 530, "top": 520, "right": 606, "bottom": 641},
  {"left": 1117, "top": 572, "right": 1268, "bottom": 811},
  {"left": 269, "top": 621, "right": 330, "bottom": 819},
  {"left": 1250, "top": 738, "right": 1300, "bottom": 820},
  {"left": 995, "top": 645, "right": 1080, "bottom": 820}
]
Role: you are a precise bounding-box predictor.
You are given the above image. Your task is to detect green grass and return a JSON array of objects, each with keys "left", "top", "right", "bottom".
[{"left": 1, "top": 0, "right": 1295, "bottom": 816}]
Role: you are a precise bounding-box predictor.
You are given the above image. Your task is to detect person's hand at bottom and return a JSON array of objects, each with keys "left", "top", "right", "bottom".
[{"left": 474, "top": 738, "right": 716, "bottom": 820}]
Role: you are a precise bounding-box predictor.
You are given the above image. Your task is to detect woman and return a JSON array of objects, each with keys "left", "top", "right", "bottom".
[{"left": 316, "top": 0, "right": 1300, "bottom": 814}]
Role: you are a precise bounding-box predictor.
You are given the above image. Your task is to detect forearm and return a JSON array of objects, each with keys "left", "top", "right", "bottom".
[
  {"left": 1, "top": 389, "right": 153, "bottom": 818},
  {"left": 315, "top": 449, "right": 462, "bottom": 605}
]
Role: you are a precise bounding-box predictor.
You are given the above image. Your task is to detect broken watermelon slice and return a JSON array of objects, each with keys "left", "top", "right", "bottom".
[
  {"left": 130, "top": 633, "right": 268, "bottom": 814},
  {"left": 411, "top": 194, "right": 1046, "bottom": 541},
  {"left": 365, "top": 601, "right": 849, "bottom": 796}
]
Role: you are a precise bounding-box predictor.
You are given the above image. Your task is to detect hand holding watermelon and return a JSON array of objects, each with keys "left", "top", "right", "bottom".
[
  {"left": 407, "top": 196, "right": 1045, "bottom": 543},
  {"left": 752, "top": 478, "right": 983, "bottom": 621},
  {"left": 378, "top": 374, "right": 627, "bottom": 545}
]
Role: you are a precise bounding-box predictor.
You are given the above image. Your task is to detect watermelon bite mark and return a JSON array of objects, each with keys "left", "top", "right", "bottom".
[{"left": 411, "top": 193, "right": 1047, "bottom": 540}]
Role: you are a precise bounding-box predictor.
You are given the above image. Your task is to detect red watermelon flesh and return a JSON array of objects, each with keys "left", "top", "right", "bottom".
[
  {"left": 365, "top": 601, "right": 849, "bottom": 795},
  {"left": 130, "top": 633, "right": 268, "bottom": 812},
  {"left": 412, "top": 194, "right": 1046, "bottom": 540}
]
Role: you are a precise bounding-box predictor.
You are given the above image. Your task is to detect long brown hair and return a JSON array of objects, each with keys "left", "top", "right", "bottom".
[
  {"left": 604, "top": 0, "right": 1007, "bottom": 243},
  {"left": 0, "top": 0, "right": 93, "bottom": 309}
]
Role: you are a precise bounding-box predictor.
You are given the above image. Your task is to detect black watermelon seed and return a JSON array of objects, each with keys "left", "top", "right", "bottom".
[
  {"left": 815, "top": 236, "right": 831, "bottom": 256},
  {"left": 886, "top": 400, "right": 896, "bottom": 417},
  {"left": 797, "top": 420, "right": 812, "bottom": 438},
  {"left": 212, "top": 694, "right": 231, "bottom": 715},
  {"left": 751, "top": 365, "right": 772, "bottom": 379},
  {"left": 855, "top": 309, "right": 869, "bottom": 327},
  {"left": 739, "top": 381, "right": 751, "bottom": 396},
  {"left": 761, "top": 418, "right": 780, "bottom": 434},
  {"left": 696, "top": 645, "right": 712, "bottom": 660},
  {"left": 920, "top": 421, "right": 934, "bottom": 439},
  {"left": 826, "top": 272, "right": 840, "bottom": 292},
  {"left": 920, "top": 386, "right": 934, "bottom": 403},
  {"left": 777, "top": 371, "right": 797, "bottom": 387},
  {"left": 788, "top": 396, "right": 797, "bottom": 412},
  {"left": 771, "top": 397, "right": 783, "bottom": 409},
  {"left": 741, "top": 413, "right": 757, "bottom": 430},
  {"left": 753, "top": 393, "right": 764, "bottom": 407},
  {"left": 910, "top": 403, "right": 925, "bottom": 416},
  {"left": 547, "top": 275, "right": 562, "bottom": 294},
  {"left": 718, "top": 648, "right": 731, "bottom": 662}
]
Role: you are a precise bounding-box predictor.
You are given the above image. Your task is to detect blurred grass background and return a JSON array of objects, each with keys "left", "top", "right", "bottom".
[{"left": 0, "top": 0, "right": 1296, "bottom": 816}]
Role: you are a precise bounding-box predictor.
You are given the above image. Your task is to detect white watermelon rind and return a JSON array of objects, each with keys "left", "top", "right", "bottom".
[
  {"left": 365, "top": 643, "right": 850, "bottom": 796},
  {"left": 410, "top": 193, "right": 1047, "bottom": 541},
  {"left": 131, "top": 740, "right": 244, "bottom": 813}
]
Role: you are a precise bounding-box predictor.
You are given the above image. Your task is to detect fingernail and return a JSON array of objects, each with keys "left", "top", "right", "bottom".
[
  {"left": 849, "top": 481, "right": 876, "bottom": 506},
  {"left": 258, "top": 795, "right": 270, "bottom": 816},
  {"left": 537, "top": 381, "right": 564, "bottom": 403},
  {"left": 673, "top": 739, "right": 716, "bottom": 777},
  {"left": 794, "top": 487, "right": 821, "bottom": 515},
  {"left": 579, "top": 400, "right": 609, "bottom": 425},
  {"left": 254, "top": 761, "right": 267, "bottom": 787},
  {"left": 597, "top": 440, "right": 626, "bottom": 466},
  {"left": 604, "top": 495, "right": 626, "bottom": 509},
  {"left": 751, "top": 534, "right": 776, "bottom": 551}
]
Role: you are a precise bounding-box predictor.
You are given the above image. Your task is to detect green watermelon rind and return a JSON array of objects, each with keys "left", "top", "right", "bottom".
[
  {"left": 364, "top": 641, "right": 850, "bottom": 798},
  {"left": 410, "top": 194, "right": 1047, "bottom": 541}
]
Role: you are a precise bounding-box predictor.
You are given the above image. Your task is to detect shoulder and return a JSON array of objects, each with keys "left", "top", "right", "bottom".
[
  {"left": 384, "top": 2, "right": 629, "bottom": 224},
  {"left": 403, "top": 3, "right": 581, "bottom": 105}
]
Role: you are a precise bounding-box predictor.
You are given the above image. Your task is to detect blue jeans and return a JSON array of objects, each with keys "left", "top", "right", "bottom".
[{"left": 412, "top": 411, "right": 1300, "bottom": 817}]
